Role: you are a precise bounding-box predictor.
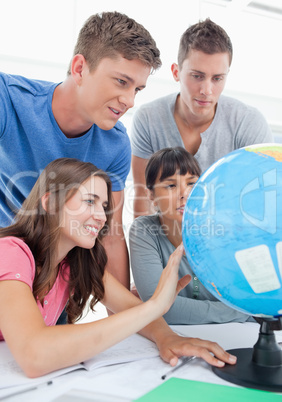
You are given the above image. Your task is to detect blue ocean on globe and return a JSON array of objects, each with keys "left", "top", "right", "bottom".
[{"left": 182, "top": 144, "right": 282, "bottom": 317}]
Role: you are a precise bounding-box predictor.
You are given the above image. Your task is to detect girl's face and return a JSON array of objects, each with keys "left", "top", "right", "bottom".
[
  {"left": 150, "top": 170, "right": 198, "bottom": 227},
  {"left": 59, "top": 175, "right": 108, "bottom": 254}
]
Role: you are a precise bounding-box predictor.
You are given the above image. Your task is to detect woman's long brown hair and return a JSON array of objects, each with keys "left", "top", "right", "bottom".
[{"left": 0, "top": 158, "right": 114, "bottom": 323}]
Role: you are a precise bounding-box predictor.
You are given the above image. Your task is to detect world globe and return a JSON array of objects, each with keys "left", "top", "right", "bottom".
[{"left": 182, "top": 143, "right": 282, "bottom": 318}]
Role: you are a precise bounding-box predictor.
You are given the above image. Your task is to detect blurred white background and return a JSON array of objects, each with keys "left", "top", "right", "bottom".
[
  {"left": 1, "top": 0, "right": 281, "bottom": 321},
  {"left": 1, "top": 0, "right": 281, "bottom": 131}
]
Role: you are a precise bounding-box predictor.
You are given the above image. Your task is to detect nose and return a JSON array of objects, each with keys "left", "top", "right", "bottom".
[
  {"left": 200, "top": 79, "right": 213, "bottom": 96},
  {"left": 180, "top": 184, "right": 190, "bottom": 201},
  {"left": 92, "top": 205, "right": 107, "bottom": 224},
  {"left": 119, "top": 90, "right": 135, "bottom": 109}
]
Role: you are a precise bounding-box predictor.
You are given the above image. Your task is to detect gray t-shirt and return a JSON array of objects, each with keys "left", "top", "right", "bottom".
[
  {"left": 129, "top": 214, "right": 252, "bottom": 325},
  {"left": 131, "top": 93, "right": 273, "bottom": 172}
]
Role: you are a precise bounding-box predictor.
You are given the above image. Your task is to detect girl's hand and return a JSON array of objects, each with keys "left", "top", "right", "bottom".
[
  {"left": 150, "top": 244, "right": 191, "bottom": 316},
  {"left": 157, "top": 332, "right": 237, "bottom": 368}
]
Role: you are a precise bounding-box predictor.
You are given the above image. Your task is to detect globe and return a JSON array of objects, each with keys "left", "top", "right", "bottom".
[{"left": 182, "top": 143, "right": 282, "bottom": 318}]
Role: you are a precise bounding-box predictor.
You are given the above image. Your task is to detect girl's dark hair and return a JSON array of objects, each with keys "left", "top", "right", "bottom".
[
  {"left": 0, "top": 158, "right": 114, "bottom": 323},
  {"left": 145, "top": 147, "right": 201, "bottom": 190}
]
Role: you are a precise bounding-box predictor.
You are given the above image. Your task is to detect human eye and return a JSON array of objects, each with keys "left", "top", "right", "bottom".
[
  {"left": 166, "top": 184, "right": 176, "bottom": 189},
  {"left": 213, "top": 75, "right": 224, "bottom": 82},
  {"left": 117, "top": 78, "right": 127, "bottom": 86},
  {"left": 187, "top": 178, "right": 198, "bottom": 187},
  {"left": 85, "top": 199, "right": 95, "bottom": 206},
  {"left": 192, "top": 73, "right": 203, "bottom": 80}
]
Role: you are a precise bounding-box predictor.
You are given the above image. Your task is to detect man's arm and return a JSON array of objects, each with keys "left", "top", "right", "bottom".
[
  {"left": 102, "top": 190, "right": 130, "bottom": 289},
  {"left": 132, "top": 155, "right": 154, "bottom": 218}
]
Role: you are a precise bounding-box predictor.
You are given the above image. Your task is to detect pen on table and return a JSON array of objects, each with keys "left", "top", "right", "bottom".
[
  {"left": 161, "top": 356, "right": 196, "bottom": 380},
  {"left": 0, "top": 380, "right": 53, "bottom": 401}
]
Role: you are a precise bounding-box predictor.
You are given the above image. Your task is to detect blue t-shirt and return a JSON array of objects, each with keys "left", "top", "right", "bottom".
[{"left": 0, "top": 72, "right": 131, "bottom": 227}]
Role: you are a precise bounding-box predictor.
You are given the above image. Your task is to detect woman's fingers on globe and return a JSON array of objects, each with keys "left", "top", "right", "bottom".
[
  {"left": 152, "top": 243, "right": 185, "bottom": 311},
  {"left": 176, "top": 274, "right": 191, "bottom": 294},
  {"left": 165, "top": 243, "right": 184, "bottom": 276},
  {"left": 182, "top": 338, "right": 237, "bottom": 367},
  {"left": 197, "top": 343, "right": 237, "bottom": 367}
]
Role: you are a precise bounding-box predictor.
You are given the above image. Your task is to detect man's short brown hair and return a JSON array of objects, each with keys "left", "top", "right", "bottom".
[
  {"left": 68, "top": 11, "right": 161, "bottom": 75},
  {"left": 178, "top": 18, "right": 233, "bottom": 68}
]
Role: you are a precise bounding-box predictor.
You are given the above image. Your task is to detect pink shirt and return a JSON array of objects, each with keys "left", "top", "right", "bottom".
[{"left": 0, "top": 237, "right": 70, "bottom": 341}]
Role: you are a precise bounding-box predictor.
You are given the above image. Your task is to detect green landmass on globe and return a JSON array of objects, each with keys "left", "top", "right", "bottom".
[{"left": 245, "top": 145, "right": 282, "bottom": 162}]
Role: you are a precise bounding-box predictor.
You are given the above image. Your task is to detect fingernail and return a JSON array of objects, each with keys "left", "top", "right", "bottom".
[
  {"left": 218, "top": 361, "right": 225, "bottom": 367},
  {"left": 229, "top": 355, "right": 237, "bottom": 363}
]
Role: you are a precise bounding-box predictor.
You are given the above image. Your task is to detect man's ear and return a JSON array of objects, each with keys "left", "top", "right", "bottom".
[
  {"left": 171, "top": 63, "right": 180, "bottom": 82},
  {"left": 70, "top": 54, "right": 87, "bottom": 84},
  {"left": 41, "top": 193, "right": 50, "bottom": 212}
]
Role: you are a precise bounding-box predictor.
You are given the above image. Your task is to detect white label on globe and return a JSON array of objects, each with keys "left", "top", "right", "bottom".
[{"left": 235, "top": 245, "right": 281, "bottom": 293}]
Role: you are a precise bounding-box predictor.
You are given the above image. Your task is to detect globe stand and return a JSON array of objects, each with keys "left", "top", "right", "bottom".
[{"left": 212, "top": 317, "right": 282, "bottom": 392}]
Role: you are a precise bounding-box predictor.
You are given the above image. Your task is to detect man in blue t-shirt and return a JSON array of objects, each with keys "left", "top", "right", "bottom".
[{"left": 0, "top": 12, "right": 161, "bottom": 303}]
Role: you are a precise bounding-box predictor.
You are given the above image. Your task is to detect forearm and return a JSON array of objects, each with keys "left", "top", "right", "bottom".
[
  {"left": 2, "top": 245, "right": 236, "bottom": 378},
  {"left": 21, "top": 298, "right": 164, "bottom": 378},
  {"left": 137, "top": 315, "right": 175, "bottom": 347}
]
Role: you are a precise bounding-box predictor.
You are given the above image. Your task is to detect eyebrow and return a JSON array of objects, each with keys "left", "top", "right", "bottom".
[
  {"left": 161, "top": 178, "right": 177, "bottom": 182},
  {"left": 160, "top": 175, "right": 197, "bottom": 182},
  {"left": 191, "top": 69, "right": 227, "bottom": 76}
]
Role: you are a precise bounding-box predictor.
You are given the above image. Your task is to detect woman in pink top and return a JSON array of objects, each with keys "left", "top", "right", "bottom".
[{"left": 0, "top": 158, "right": 236, "bottom": 378}]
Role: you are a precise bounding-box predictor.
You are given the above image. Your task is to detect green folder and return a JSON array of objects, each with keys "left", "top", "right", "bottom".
[{"left": 135, "top": 378, "right": 282, "bottom": 401}]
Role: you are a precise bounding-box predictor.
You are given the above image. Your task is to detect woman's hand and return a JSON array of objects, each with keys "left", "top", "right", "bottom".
[
  {"left": 157, "top": 332, "right": 237, "bottom": 368},
  {"left": 150, "top": 244, "right": 191, "bottom": 316}
]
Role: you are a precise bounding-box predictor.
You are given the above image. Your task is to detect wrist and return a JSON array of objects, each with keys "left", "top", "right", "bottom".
[{"left": 143, "top": 316, "right": 176, "bottom": 346}]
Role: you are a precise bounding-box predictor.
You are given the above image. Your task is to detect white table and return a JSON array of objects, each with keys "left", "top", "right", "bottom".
[{"left": 1, "top": 322, "right": 281, "bottom": 401}]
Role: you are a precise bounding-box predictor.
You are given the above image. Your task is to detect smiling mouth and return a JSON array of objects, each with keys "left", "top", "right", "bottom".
[
  {"left": 84, "top": 225, "right": 99, "bottom": 236},
  {"left": 109, "top": 107, "right": 122, "bottom": 116}
]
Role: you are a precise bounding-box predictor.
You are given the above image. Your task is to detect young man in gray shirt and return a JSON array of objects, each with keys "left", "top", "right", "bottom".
[{"left": 131, "top": 19, "right": 273, "bottom": 217}]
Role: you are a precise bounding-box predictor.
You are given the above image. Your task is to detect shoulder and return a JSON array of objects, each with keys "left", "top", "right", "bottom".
[
  {"left": 216, "top": 95, "right": 271, "bottom": 132},
  {"left": 215, "top": 95, "right": 272, "bottom": 144},
  {"left": 102, "top": 120, "right": 130, "bottom": 145},
  {"left": 93, "top": 120, "right": 130, "bottom": 153},
  {"left": 134, "top": 93, "right": 178, "bottom": 116},
  {"left": 0, "top": 237, "right": 35, "bottom": 282},
  {"left": 0, "top": 236, "right": 33, "bottom": 260},
  {"left": 130, "top": 215, "right": 162, "bottom": 237},
  {"left": 218, "top": 95, "right": 263, "bottom": 117},
  {"left": 113, "top": 120, "right": 127, "bottom": 135},
  {"left": 130, "top": 214, "right": 160, "bottom": 228},
  {"left": 0, "top": 72, "right": 56, "bottom": 96}
]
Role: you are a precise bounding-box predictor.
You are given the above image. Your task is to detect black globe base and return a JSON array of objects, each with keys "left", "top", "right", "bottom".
[
  {"left": 213, "top": 348, "right": 282, "bottom": 392},
  {"left": 212, "top": 318, "right": 282, "bottom": 392}
]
